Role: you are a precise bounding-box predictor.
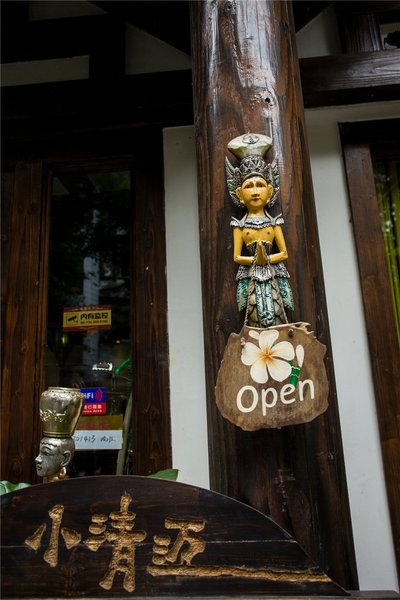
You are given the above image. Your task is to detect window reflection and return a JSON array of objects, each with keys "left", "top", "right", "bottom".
[
  {"left": 374, "top": 158, "right": 400, "bottom": 344},
  {"left": 46, "top": 169, "right": 132, "bottom": 476}
]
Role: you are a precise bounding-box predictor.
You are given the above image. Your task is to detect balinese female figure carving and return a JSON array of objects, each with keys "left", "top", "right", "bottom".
[{"left": 226, "top": 133, "right": 294, "bottom": 328}]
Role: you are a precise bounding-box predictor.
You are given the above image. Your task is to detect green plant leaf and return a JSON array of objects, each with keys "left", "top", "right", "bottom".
[
  {"left": 148, "top": 469, "right": 179, "bottom": 481},
  {"left": 0, "top": 481, "right": 31, "bottom": 495}
]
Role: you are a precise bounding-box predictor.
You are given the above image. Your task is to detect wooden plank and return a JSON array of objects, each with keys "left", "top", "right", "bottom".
[
  {"left": 340, "top": 124, "right": 400, "bottom": 580},
  {"left": 300, "top": 50, "right": 400, "bottom": 108},
  {"left": 1, "top": 15, "right": 123, "bottom": 65},
  {"left": 0, "top": 163, "right": 44, "bottom": 484},
  {"left": 132, "top": 136, "right": 172, "bottom": 476},
  {"left": 2, "top": 72, "right": 194, "bottom": 154},
  {"left": 336, "top": 6, "right": 383, "bottom": 52},
  {"left": 190, "top": 0, "right": 357, "bottom": 589},
  {"left": 0, "top": 475, "right": 347, "bottom": 598}
]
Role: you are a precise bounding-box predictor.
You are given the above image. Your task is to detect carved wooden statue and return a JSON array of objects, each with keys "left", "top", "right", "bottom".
[
  {"left": 226, "top": 133, "right": 294, "bottom": 328},
  {"left": 216, "top": 134, "right": 329, "bottom": 430}
]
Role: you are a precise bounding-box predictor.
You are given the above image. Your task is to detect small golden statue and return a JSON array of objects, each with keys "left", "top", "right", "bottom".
[
  {"left": 35, "top": 387, "right": 84, "bottom": 482},
  {"left": 226, "top": 133, "right": 294, "bottom": 328}
]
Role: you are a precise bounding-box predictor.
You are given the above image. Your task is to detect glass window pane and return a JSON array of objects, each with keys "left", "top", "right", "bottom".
[
  {"left": 373, "top": 158, "right": 400, "bottom": 345},
  {"left": 45, "top": 169, "right": 132, "bottom": 476}
]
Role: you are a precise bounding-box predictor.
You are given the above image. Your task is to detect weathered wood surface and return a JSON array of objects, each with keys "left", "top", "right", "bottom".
[
  {"left": 216, "top": 324, "right": 328, "bottom": 430},
  {"left": 190, "top": 0, "right": 357, "bottom": 588},
  {"left": 0, "top": 162, "right": 47, "bottom": 484},
  {"left": 1, "top": 476, "right": 347, "bottom": 598},
  {"left": 300, "top": 49, "right": 400, "bottom": 108},
  {"left": 2, "top": 476, "right": 346, "bottom": 598},
  {"left": 2, "top": 477, "right": 400, "bottom": 600}
]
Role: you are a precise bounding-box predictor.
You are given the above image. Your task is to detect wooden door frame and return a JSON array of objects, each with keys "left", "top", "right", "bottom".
[
  {"left": 1, "top": 128, "right": 171, "bottom": 483},
  {"left": 340, "top": 118, "right": 400, "bottom": 579}
]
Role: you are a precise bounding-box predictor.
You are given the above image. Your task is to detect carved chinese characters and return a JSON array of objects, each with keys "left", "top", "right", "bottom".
[{"left": 4, "top": 477, "right": 346, "bottom": 597}]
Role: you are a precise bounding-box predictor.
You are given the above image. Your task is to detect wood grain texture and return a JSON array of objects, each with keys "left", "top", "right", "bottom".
[
  {"left": 300, "top": 50, "right": 400, "bottom": 108},
  {"left": 340, "top": 125, "right": 400, "bottom": 581},
  {"left": 190, "top": 0, "right": 357, "bottom": 588},
  {"left": 215, "top": 324, "right": 329, "bottom": 430},
  {"left": 0, "top": 163, "right": 45, "bottom": 484},
  {"left": 1, "top": 475, "right": 347, "bottom": 598},
  {"left": 132, "top": 138, "right": 172, "bottom": 476}
]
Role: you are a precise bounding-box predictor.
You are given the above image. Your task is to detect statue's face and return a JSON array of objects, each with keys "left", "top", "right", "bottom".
[
  {"left": 236, "top": 176, "right": 273, "bottom": 211},
  {"left": 35, "top": 437, "right": 71, "bottom": 478}
]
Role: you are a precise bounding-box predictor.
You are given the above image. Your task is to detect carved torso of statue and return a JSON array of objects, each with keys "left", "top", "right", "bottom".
[{"left": 226, "top": 134, "right": 294, "bottom": 328}]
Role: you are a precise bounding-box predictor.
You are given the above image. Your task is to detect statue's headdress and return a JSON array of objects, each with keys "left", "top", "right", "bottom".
[
  {"left": 39, "top": 387, "right": 84, "bottom": 438},
  {"left": 225, "top": 133, "right": 280, "bottom": 208}
]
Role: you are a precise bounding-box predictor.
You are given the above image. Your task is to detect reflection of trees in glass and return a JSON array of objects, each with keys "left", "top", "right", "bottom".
[
  {"left": 48, "top": 170, "right": 131, "bottom": 348},
  {"left": 374, "top": 160, "right": 400, "bottom": 343}
]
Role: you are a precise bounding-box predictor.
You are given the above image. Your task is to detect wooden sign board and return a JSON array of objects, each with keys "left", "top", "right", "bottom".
[
  {"left": 216, "top": 323, "right": 329, "bottom": 430},
  {"left": 1, "top": 476, "right": 346, "bottom": 598}
]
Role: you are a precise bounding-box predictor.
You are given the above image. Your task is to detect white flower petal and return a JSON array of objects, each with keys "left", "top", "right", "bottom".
[
  {"left": 258, "top": 329, "right": 279, "bottom": 352},
  {"left": 241, "top": 342, "right": 262, "bottom": 366},
  {"left": 270, "top": 340, "right": 295, "bottom": 361},
  {"left": 296, "top": 345, "right": 305, "bottom": 366},
  {"left": 250, "top": 357, "right": 269, "bottom": 384},
  {"left": 248, "top": 329, "right": 260, "bottom": 340},
  {"left": 267, "top": 357, "right": 292, "bottom": 382}
]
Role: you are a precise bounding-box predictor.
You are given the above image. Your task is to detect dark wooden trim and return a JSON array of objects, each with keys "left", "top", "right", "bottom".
[
  {"left": 340, "top": 120, "right": 400, "bottom": 582},
  {"left": 1, "top": 15, "right": 124, "bottom": 71},
  {"left": 90, "top": 0, "right": 192, "bottom": 55},
  {"left": 190, "top": 0, "right": 357, "bottom": 589},
  {"left": 0, "top": 162, "right": 44, "bottom": 484},
  {"left": 2, "top": 71, "right": 194, "bottom": 155},
  {"left": 132, "top": 136, "right": 172, "bottom": 476},
  {"left": 300, "top": 49, "right": 400, "bottom": 108},
  {"left": 2, "top": 50, "right": 399, "bottom": 141},
  {"left": 335, "top": 4, "right": 383, "bottom": 52}
]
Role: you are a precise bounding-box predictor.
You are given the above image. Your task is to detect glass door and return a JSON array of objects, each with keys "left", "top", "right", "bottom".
[{"left": 46, "top": 167, "right": 133, "bottom": 476}]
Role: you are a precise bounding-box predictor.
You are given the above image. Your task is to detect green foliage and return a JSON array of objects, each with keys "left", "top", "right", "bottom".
[
  {"left": 148, "top": 469, "right": 179, "bottom": 481},
  {"left": 0, "top": 481, "right": 31, "bottom": 495}
]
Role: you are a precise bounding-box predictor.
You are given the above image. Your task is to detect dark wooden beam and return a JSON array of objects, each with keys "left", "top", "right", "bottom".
[
  {"left": 1, "top": 71, "right": 194, "bottom": 159},
  {"left": 190, "top": 0, "right": 357, "bottom": 589},
  {"left": 3, "top": 48, "right": 399, "bottom": 144},
  {"left": 89, "top": 0, "right": 191, "bottom": 55},
  {"left": 1, "top": 14, "right": 125, "bottom": 80},
  {"left": 300, "top": 49, "right": 400, "bottom": 108}
]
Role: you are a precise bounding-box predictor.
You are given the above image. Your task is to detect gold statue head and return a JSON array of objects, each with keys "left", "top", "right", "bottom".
[
  {"left": 225, "top": 133, "right": 280, "bottom": 209},
  {"left": 235, "top": 175, "right": 274, "bottom": 213}
]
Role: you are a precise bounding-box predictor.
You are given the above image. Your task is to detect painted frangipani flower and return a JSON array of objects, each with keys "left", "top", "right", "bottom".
[{"left": 241, "top": 329, "right": 295, "bottom": 384}]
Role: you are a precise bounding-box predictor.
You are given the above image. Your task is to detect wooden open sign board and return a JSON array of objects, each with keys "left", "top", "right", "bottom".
[{"left": 216, "top": 323, "right": 329, "bottom": 430}]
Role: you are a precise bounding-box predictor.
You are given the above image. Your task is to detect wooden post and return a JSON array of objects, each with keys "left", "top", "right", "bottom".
[{"left": 190, "top": 0, "right": 357, "bottom": 588}]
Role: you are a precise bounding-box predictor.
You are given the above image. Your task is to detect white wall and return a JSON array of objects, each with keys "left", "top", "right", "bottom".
[
  {"left": 163, "top": 127, "right": 209, "bottom": 489},
  {"left": 305, "top": 102, "right": 400, "bottom": 592}
]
